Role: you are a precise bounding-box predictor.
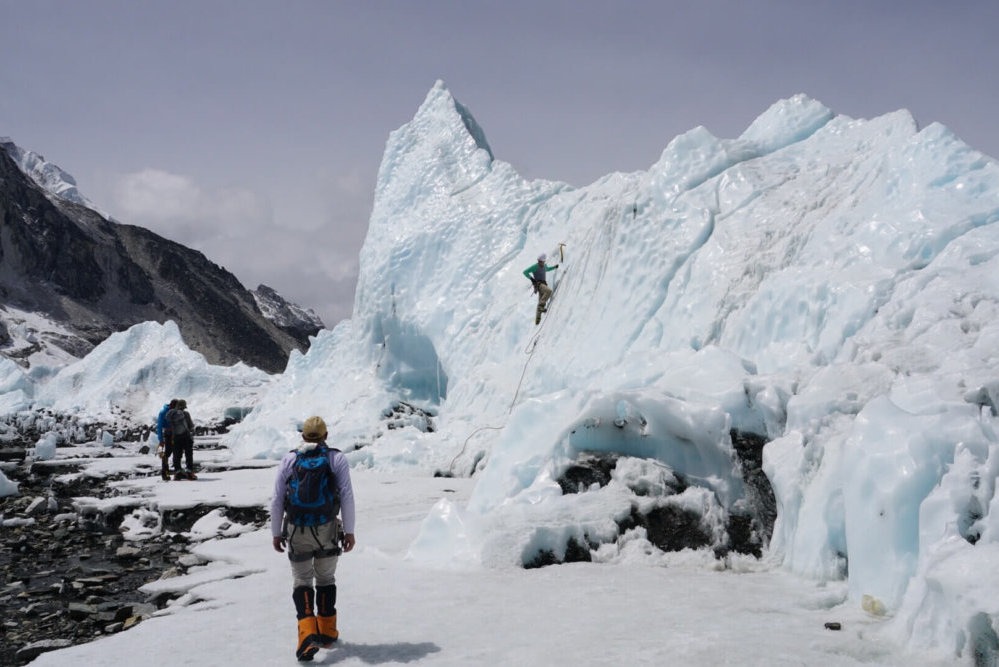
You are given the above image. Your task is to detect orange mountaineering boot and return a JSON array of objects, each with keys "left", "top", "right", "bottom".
[
  {"left": 316, "top": 584, "right": 338, "bottom": 647},
  {"left": 296, "top": 616, "right": 321, "bottom": 661},
  {"left": 293, "top": 586, "right": 321, "bottom": 661},
  {"left": 316, "top": 614, "right": 338, "bottom": 647}
]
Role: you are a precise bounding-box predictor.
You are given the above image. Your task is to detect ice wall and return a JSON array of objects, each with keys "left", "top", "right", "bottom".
[{"left": 227, "top": 81, "right": 999, "bottom": 658}]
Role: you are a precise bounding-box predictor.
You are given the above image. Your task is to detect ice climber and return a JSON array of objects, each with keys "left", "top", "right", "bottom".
[{"left": 524, "top": 252, "right": 559, "bottom": 325}]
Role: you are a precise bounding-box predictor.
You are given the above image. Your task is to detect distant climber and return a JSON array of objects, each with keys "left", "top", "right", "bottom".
[
  {"left": 166, "top": 399, "right": 197, "bottom": 480},
  {"left": 524, "top": 252, "right": 559, "bottom": 325},
  {"left": 156, "top": 399, "right": 177, "bottom": 481}
]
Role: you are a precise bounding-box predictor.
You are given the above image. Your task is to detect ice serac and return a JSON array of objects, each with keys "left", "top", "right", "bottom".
[
  {"left": 228, "top": 82, "right": 999, "bottom": 660},
  {"left": 32, "top": 320, "right": 273, "bottom": 424},
  {"left": 646, "top": 94, "right": 832, "bottom": 198},
  {"left": 354, "top": 80, "right": 568, "bottom": 409},
  {"left": 738, "top": 93, "right": 834, "bottom": 152}
]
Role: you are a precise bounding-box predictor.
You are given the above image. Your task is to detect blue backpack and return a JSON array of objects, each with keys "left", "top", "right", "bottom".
[{"left": 285, "top": 444, "right": 340, "bottom": 527}]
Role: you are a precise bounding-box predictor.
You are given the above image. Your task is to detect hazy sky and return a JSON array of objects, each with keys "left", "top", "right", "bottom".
[{"left": 3, "top": 1, "right": 997, "bottom": 327}]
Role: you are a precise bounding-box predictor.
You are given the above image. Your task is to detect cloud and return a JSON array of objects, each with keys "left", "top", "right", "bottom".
[
  {"left": 112, "top": 169, "right": 198, "bottom": 220},
  {"left": 112, "top": 168, "right": 271, "bottom": 243},
  {"left": 108, "top": 167, "right": 366, "bottom": 328}
]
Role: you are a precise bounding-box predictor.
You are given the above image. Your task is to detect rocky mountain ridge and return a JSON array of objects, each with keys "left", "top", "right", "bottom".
[{"left": 0, "top": 140, "right": 322, "bottom": 374}]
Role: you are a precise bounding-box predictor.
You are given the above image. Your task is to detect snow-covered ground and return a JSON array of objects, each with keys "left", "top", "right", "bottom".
[{"left": 16, "top": 445, "right": 949, "bottom": 667}]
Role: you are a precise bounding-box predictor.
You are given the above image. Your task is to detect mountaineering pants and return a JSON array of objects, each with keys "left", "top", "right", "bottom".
[
  {"left": 536, "top": 281, "right": 553, "bottom": 324},
  {"left": 287, "top": 519, "right": 343, "bottom": 587},
  {"left": 172, "top": 432, "right": 194, "bottom": 472},
  {"left": 160, "top": 434, "right": 173, "bottom": 475}
]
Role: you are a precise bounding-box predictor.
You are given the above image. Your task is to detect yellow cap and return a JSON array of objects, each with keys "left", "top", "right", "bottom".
[{"left": 301, "top": 416, "right": 327, "bottom": 442}]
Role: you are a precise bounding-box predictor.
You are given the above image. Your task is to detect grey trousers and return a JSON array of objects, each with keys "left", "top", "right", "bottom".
[
  {"left": 536, "top": 282, "right": 553, "bottom": 323},
  {"left": 287, "top": 519, "right": 341, "bottom": 588}
]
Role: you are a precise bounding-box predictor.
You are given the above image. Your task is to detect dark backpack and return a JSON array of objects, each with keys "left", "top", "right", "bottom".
[
  {"left": 168, "top": 409, "right": 189, "bottom": 436},
  {"left": 285, "top": 444, "right": 340, "bottom": 527}
]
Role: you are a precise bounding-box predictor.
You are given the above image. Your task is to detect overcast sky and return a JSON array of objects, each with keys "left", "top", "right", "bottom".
[{"left": 3, "top": 1, "right": 997, "bottom": 327}]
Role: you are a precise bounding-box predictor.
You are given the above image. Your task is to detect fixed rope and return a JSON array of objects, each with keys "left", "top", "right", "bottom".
[{"left": 446, "top": 424, "right": 504, "bottom": 476}]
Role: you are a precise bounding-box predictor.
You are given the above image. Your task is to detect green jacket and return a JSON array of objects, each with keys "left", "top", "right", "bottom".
[{"left": 523, "top": 262, "right": 558, "bottom": 285}]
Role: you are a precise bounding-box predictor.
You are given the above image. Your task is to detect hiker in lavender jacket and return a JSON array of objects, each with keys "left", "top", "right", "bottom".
[{"left": 270, "top": 415, "right": 356, "bottom": 661}]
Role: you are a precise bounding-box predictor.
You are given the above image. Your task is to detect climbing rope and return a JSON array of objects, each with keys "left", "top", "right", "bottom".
[{"left": 446, "top": 424, "right": 504, "bottom": 476}]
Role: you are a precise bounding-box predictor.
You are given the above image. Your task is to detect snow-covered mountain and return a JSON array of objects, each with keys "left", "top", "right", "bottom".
[
  {"left": 0, "top": 137, "right": 102, "bottom": 213},
  {"left": 251, "top": 284, "right": 324, "bottom": 338},
  {"left": 216, "top": 81, "right": 999, "bottom": 658},
  {"left": 0, "top": 140, "right": 320, "bottom": 373}
]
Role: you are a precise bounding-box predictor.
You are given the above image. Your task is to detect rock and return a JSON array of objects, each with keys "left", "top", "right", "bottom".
[
  {"left": 530, "top": 437, "right": 779, "bottom": 568},
  {"left": 25, "top": 496, "right": 47, "bottom": 515},
  {"left": 145, "top": 590, "right": 177, "bottom": 607},
  {"left": 76, "top": 574, "right": 119, "bottom": 586},
  {"left": 112, "top": 606, "right": 134, "bottom": 623},
  {"left": 96, "top": 610, "right": 118, "bottom": 623},
  {"left": 0, "top": 448, "right": 27, "bottom": 463},
  {"left": 0, "top": 420, "right": 267, "bottom": 667},
  {"left": 114, "top": 545, "right": 142, "bottom": 559},
  {"left": 15, "top": 639, "right": 73, "bottom": 662},
  {"left": 131, "top": 602, "right": 158, "bottom": 617},
  {"left": 67, "top": 602, "right": 97, "bottom": 620}
]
